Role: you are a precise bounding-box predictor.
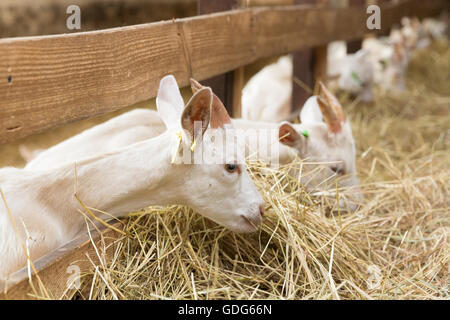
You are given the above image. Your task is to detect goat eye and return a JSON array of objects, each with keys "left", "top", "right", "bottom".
[
  {"left": 225, "top": 164, "right": 238, "bottom": 173},
  {"left": 379, "top": 59, "right": 387, "bottom": 69},
  {"left": 331, "top": 166, "right": 344, "bottom": 175}
]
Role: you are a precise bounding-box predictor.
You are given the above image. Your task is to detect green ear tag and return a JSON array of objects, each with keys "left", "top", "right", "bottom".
[
  {"left": 301, "top": 130, "right": 309, "bottom": 138},
  {"left": 351, "top": 71, "right": 362, "bottom": 85}
]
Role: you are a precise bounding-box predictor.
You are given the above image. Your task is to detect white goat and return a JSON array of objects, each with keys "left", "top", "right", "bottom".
[
  {"left": 328, "top": 46, "right": 375, "bottom": 102},
  {"left": 23, "top": 79, "right": 361, "bottom": 210},
  {"left": 241, "top": 56, "right": 293, "bottom": 123},
  {"left": 241, "top": 48, "right": 375, "bottom": 123},
  {"left": 0, "top": 75, "right": 265, "bottom": 280},
  {"left": 400, "top": 17, "right": 433, "bottom": 51},
  {"left": 363, "top": 34, "right": 409, "bottom": 92},
  {"left": 23, "top": 109, "right": 166, "bottom": 170},
  {"left": 421, "top": 17, "right": 447, "bottom": 40},
  {"left": 201, "top": 80, "right": 360, "bottom": 198}
]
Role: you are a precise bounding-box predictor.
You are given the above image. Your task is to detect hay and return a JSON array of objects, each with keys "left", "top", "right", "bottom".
[{"left": 69, "top": 40, "right": 449, "bottom": 300}]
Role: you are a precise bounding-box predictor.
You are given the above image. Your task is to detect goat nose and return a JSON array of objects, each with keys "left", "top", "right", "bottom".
[{"left": 259, "top": 204, "right": 265, "bottom": 217}]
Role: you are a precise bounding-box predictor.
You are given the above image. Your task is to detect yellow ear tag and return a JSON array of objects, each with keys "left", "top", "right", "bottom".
[
  {"left": 171, "top": 131, "right": 183, "bottom": 164},
  {"left": 190, "top": 138, "right": 197, "bottom": 152}
]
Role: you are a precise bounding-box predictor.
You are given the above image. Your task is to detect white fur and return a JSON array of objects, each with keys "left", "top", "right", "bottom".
[
  {"left": 329, "top": 47, "right": 375, "bottom": 102},
  {"left": 23, "top": 95, "right": 360, "bottom": 208},
  {"left": 25, "top": 98, "right": 359, "bottom": 187},
  {"left": 24, "top": 109, "right": 166, "bottom": 171},
  {"left": 241, "top": 56, "right": 293, "bottom": 123},
  {"left": 0, "top": 75, "right": 264, "bottom": 280},
  {"left": 422, "top": 18, "right": 447, "bottom": 40},
  {"left": 362, "top": 34, "right": 410, "bottom": 93}
]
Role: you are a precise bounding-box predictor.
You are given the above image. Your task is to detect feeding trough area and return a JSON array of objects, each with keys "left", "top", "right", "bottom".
[{"left": 0, "top": 0, "right": 448, "bottom": 300}]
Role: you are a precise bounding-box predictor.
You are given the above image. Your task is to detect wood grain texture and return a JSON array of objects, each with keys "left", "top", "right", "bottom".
[
  {"left": 247, "top": 0, "right": 295, "bottom": 5},
  {"left": 0, "top": 20, "right": 189, "bottom": 144},
  {"left": 346, "top": 0, "right": 365, "bottom": 53},
  {"left": 312, "top": 45, "right": 328, "bottom": 83},
  {"left": 0, "top": 0, "right": 446, "bottom": 144},
  {"left": 0, "top": 221, "right": 124, "bottom": 300},
  {"left": 292, "top": 49, "right": 313, "bottom": 111},
  {"left": 0, "top": 0, "right": 197, "bottom": 38}
]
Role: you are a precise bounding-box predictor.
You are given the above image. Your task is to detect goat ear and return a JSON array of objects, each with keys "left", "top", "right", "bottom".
[
  {"left": 190, "top": 78, "right": 203, "bottom": 94},
  {"left": 279, "top": 122, "right": 302, "bottom": 147},
  {"left": 210, "top": 95, "right": 231, "bottom": 129},
  {"left": 156, "top": 75, "right": 185, "bottom": 130},
  {"left": 190, "top": 78, "right": 231, "bottom": 129},
  {"left": 317, "top": 96, "right": 342, "bottom": 134},
  {"left": 318, "top": 81, "right": 346, "bottom": 123},
  {"left": 181, "top": 87, "right": 212, "bottom": 141},
  {"left": 300, "top": 96, "right": 323, "bottom": 123}
]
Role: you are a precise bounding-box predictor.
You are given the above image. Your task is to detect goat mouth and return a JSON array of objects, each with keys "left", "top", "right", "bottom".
[{"left": 241, "top": 215, "right": 260, "bottom": 231}]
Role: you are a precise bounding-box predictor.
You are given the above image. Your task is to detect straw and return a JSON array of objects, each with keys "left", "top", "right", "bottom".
[{"left": 53, "top": 39, "right": 450, "bottom": 300}]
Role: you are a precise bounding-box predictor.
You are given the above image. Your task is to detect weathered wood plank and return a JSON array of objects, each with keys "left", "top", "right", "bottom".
[
  {"left": 232, "top": 67, "right": 244, "bottom": 117},
  {"left": 0, "top": 221, "right": 124, "bottom": 300},
  {"left": 247, "top": 0, "right": 295, "bottom": 5},
  {"left": 0, "top": 0, "right": 446, "bottom": 144},
  {"left": 346, "top": 0, "right": 366, "bottom": 53},
  {"left": 312, "top": 45, "right": 328, "bottom": 83},
  {"left": 0, "top": 0, "right": 197, "bottom": 38},
  {"left": 292, "top": 49, "right": 313, "bottom": 111},
  {"left": 0, "top": 20, "right": 190, "bottom": 144}
]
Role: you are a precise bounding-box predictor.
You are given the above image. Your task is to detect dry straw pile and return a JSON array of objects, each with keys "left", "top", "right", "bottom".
[{"left": 65, "top": 40, "right": 449, "bottom": 300}]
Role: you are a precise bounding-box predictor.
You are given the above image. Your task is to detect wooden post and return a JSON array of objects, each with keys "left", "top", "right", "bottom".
[
  {"left": 292, "top": 49, "right": 313, "bottom": 113},
  {"left": 292, "top": 0, "right": 333, "bottom": 111},
  {"left": 197, "top": 0, "right": 242, "bottom": 117},
  {"left": 376, "top": 0, "right": 393, "bottom": 37},
  {"left": 291, "top": 0, "right": 315, "bottom": 112},
  {"left": 312, "top": 45, "right": 328, "bottom": 83},
  {"left": 231, "top": 68, "right": 244, "bottom": 117},
  {"left": 347, "top": 0, "right": 366, "bottom": 53},
  {"left": 312, "top": 0, "right": 329, "bottom": 91}
]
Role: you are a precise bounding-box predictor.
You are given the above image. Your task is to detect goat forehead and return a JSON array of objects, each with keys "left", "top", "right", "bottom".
[
  {"left": 307, "top": 127, "right": 354, "bottom": 156},
  {"left": 348, "top": 62, "right": 371, "bottom": 77}
]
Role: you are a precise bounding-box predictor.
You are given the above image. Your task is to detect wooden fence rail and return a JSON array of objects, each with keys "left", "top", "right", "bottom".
[
  {"left": 0, "top": 222, "right": 123, "bottom": 299},
  {"left": 0, "top": 0, "right": 448, "bottom": 299}
]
